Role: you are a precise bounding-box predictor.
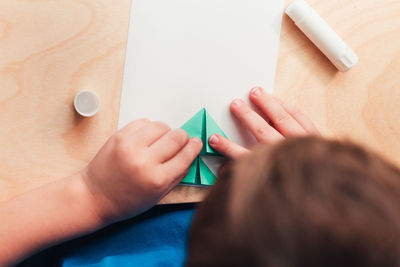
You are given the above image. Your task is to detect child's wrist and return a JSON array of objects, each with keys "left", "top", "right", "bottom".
[
  {"left": 0, "top": 172, "right": 108, "bottom": 265},
  {"left": 68, "top": 172, "right": 108, "bottom": 229}
]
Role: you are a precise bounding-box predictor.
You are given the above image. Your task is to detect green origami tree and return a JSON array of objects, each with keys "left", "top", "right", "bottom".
[{"left": 180, "top": 108, "right": 228, "bottom": 186}]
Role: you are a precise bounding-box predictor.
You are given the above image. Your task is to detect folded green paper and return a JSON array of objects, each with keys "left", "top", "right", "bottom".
[{"left": 180, "top": 108, "right": 228, "bottom": 186}]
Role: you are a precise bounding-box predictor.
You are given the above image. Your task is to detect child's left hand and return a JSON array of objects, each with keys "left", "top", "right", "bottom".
[
  {"left": 0, "top": 119, "right": 202, "bottom": 266},
  {"left": 82, "top": 119, "right": 203, "bottom": 224}
]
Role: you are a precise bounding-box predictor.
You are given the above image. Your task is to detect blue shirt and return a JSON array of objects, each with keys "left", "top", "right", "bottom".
[{"left": 19, "top": 204, "right": 196, "bottom": 267}]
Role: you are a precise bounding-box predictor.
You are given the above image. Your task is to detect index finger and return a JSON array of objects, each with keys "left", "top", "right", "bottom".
[
  {"left": 134, "top": 121, "right": 171, "bottom": 147},
  {"left": 161, "top": 137, "right": 203, "bottom": 184}
]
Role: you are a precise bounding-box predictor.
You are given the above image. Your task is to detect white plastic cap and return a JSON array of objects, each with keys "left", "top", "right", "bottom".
[
  {"left": 286, "top": 0, "right": 308, "bottom": 22},
  {"left": 74, "top": 90, "right": 101, "bottom": 117},
  {"left": 286, "top": 0, "right": 358, "bottom": 72},
  {"left": 334, "top": 47, "right": 359, "bottom": 72}
]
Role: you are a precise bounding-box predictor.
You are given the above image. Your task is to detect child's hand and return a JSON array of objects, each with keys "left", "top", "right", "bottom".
[
  {"left": 0, "top": 119, "right": 202, "bottom": 265},
  {"left": 81, "top": 119, "right": 203, "bottom": 224},
  {"left": 209, "top": 87, "right": 320, "bottom": 159}
]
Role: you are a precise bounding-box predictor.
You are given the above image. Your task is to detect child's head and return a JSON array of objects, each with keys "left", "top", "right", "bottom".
[{"left": 187, "top": 137, "right": 400, "bottom": 267}]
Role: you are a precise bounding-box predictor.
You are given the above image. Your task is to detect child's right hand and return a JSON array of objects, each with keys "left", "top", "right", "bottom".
[
  {"left": 209, "top": 87, "right": 320, "bottom": 159},
  {"left": 81, "top": 119, "right": 203, "bottom": 224}
]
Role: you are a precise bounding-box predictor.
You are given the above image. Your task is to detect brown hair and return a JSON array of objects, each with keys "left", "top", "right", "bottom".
[{"left": 186, "top": 137, "right": 400, "bottom": 267}]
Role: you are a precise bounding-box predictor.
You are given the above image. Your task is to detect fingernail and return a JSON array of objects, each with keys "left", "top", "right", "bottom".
[
  {"left": 192, "top": 137, "right": 202, "bottom": 144},
  {"left": 209, "top": 134, "right": 219, "bottom": 146},
  {"left": 232, "top": 99, "right": 243, "bottom": 107},
  {"left": 251, "top": 86, "right": 263, "bottom": 96}
]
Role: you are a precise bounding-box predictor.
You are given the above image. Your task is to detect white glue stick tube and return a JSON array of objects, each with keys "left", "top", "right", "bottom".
[{"left": 286, "top": 0, "right": 358, "bottom": 72}]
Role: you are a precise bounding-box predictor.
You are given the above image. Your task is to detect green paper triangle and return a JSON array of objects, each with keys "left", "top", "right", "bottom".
[
  {"left": 181, "top": 157, "right": 198, "bottom": 184},
  {"left": 180, "top": 108, "right": 228, "bottom": 156},
  {"left": 181, "top": 109, "right": 206, "bottom": 155},
  {"left": 180, "top": 109, "right": 204, "bottom": 141},
  {"left": 199, "top": 158, "right": 216, "bottom": 186},
  {"left": 180, "top": 108, "right": 228, "bottom": 186},
  {"left": 205, "top": 110, "right": 228, "bottom": 155}
]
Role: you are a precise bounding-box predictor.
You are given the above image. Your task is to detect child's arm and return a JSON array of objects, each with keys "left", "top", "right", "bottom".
[
  {"left": 0, "top": 174, "right": 103, "bottom": 266},
  {"left": 0, "top": 119, "right": 202, "bottom": 266},
  {"left": 209, "top": 87, "right": 320, "bottom": 158}
]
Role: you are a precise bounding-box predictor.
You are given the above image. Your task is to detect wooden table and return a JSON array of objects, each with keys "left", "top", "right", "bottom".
[
  {"left": 1, "top": 0, "right": 399, "bottom": 203},
  {"left": 275, "top": 0, "right": 400, "bottom": 168}
]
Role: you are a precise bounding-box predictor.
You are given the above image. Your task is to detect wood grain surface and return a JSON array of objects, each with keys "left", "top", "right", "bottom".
[
  {"left": 275, "top": 0, "right": 400, "bottom": 166},
  {"left": 0, "top": 0, "right": 399, "bottom": 204}
]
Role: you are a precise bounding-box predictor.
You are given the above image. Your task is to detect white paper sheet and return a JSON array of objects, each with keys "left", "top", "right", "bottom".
[{"left": 119, "top": 0, "right": 284, "bottom": 149}]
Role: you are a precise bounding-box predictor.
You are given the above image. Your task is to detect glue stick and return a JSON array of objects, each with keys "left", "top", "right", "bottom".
[{"left": 286, "top": 0, "right": 358, "bottom": 72}]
